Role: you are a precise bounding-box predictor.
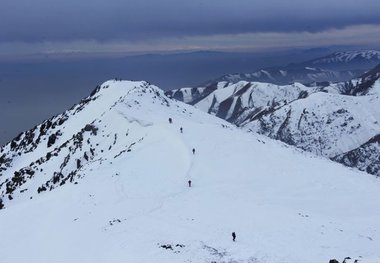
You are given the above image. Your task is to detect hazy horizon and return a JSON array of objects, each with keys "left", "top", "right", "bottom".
[{"left": 2, "top": 46, "right": 380, "bottom": 146}]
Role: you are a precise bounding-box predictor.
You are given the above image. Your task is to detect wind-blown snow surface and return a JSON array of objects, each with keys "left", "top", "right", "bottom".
[{"left": 1, "top": 80, "right": 380, "bottom": 263}]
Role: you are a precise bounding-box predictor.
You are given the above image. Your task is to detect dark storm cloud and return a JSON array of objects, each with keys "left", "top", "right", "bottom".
[{"left": 1, "top": 0, "right": 380, "bottom": 43}]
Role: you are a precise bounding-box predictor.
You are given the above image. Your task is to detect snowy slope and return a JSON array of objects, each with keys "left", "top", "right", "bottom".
[
  {"left": 196, "top": 82, "right": 318, "bottom": 123},
  {"left": 1, "top": 80, "right": 380, "bottom": 263},
  {"left": 165, "top": 67, "right": 380, "bottom": 176},
  {"left": 242, "top": 73, "right": 380, "bottom": 176},
  {"left": 245, "top": 88, "right": 380, "bottom": 157},
  {"left": 166, "top": 81, "right": 319, "bottom": 123},
  {"left": 166, "top": 81, "right": 321, "bottom": 128}
]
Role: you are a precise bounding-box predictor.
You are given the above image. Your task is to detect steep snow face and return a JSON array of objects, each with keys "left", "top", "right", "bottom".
[
  {"left": 193, "top": 81, "right": 318, "bottom": 124},
  {"left": 166, "top": 81, "right": 321, "bottom": 126},
  {"left": 245, "top": 91, "right": 380, "bottom": 158},
  {"left": 1, "top": 80, "right": 380, "bottom": 263},
  {"left": 166, "top": 87, "right": 207, "bottom": 104},
  {"left": 165, "top": 81, "right": 230, "bottom": 106}
]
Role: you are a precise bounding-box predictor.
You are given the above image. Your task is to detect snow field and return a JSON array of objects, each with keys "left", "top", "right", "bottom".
[{"left": 1, "top": 80, "right": 380, "bottom": 263}]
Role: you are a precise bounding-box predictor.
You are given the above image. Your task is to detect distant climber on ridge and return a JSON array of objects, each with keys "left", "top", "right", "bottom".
[
  {"left": 168, "top": 118, "right": 172, "bottom": 124},
  {"left": 232, "top": 232, "right": 236, "bottom": 242},
  {"left": 188, "top": 180, "right": 192, "bottom": 187},
  {"left": 180, "top": 127, "right": 183, "bottom": 133},
  {"left": 192, "top": 148, "right": 195, "bottom": 154}
]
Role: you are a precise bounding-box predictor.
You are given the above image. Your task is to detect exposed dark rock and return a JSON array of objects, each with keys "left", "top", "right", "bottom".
[
  {"left": 160, "top": 244, "right": 173, "bottom": 250},
  {"left": 333, "top": 134, "right": 380, "bottom": 176},
  {"left": 47, "top": 134, "right": 57, "bottom": 148},
  {"left": 84, "top": 124, "right": 98, "bottom": 135}
]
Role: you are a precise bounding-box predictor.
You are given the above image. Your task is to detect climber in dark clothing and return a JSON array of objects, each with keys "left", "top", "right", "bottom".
[
  {"left": 232, "top": 232, "right": 236, "bottom": 242},
  {"left": 188, "top": 180, "right": 192, "bottom": 187},
  {"left": 168, "top": 118, "right": 172, "bottom": 124},
  {"left": 192, "top": 148, "right": 195, "bottom": 154},
  {"left": 180, "top": 127, "right": 183, "bottom": 133}
]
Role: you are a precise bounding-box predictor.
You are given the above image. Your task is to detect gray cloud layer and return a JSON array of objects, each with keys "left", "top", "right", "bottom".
[{"left": 1, "top": 0, "right": 380, "bottom": 43}]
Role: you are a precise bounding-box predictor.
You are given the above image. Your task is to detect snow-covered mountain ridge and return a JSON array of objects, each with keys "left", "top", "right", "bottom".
[
  {"left": 309, "top": 50, "right": 380, "bottom": 67},
  {"left": 204, "top": 50, "right": 380, "bottom": 86},
  {"left": 1, "top": 80, "right": 380, "bottom": 263},
  {"left": 0, "top": 80, "right": 189, "bottom": 208},
  {"left": 166, "top": 66, "right": 380, "bottom": 176},
  {"left": 208, "top": 68, "right": 359, "bottom": 86}
]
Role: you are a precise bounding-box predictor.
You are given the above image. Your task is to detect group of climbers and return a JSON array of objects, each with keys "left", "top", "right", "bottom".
[
  {"left": 169, "top": 118, "right": 195, "bottom": 154},
  {"left": 168, "top": 117, "right": 237, "bottom": 242}
]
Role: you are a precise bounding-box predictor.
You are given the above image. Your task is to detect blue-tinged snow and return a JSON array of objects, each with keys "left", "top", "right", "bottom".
[{"left": 0, "top": 80, "right": 379, "bottom": 263}]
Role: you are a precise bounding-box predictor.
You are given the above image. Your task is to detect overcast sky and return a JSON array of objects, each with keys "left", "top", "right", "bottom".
[
  {"left": 1, "top": 0, "right": 380, "bottom": 146},
  {"left": 1, "top": 0, "right": 380, "bottom": 57}
]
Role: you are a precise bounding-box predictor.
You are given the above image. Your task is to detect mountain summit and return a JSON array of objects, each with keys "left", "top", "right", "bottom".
[{"left": 1, "top": 80, "right": 380, "bottom": 263}]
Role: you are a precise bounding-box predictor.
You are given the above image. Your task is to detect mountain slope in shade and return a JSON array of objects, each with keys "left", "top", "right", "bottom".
[
  {"left": 208, "top": 67, "right": 359, "bottom": 86},
  {"left": 1, "top": 80, "right": 380, "bottom": 263},
  {"left": 333, "top": 134, "right": 380, "bottom": 175},
  {"left": 204, "top": 50, "right": 380, "bottom": 86},
  {"left": 165, "top": 66, "right": 380, "bottom": 176}
]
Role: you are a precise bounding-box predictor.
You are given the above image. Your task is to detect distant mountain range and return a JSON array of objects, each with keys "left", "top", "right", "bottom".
[
  {"left": 166, "top": 56, "right": 380, "bottom": 176},
  {"left": 204, "top": 50, "right": 380, "bottom": 85},
  {"left": 305, "top": 50, "right": 380, "bottom": 70},
  {"left": 0, "top": 47, "right": 341, "bottom": 147}
]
